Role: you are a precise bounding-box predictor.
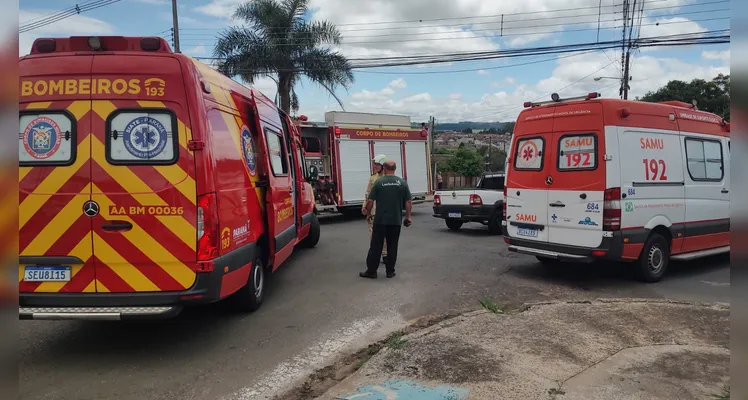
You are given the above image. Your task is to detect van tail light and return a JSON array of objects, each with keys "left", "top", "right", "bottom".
[
  {"left": 434, "top": 194, "right": 441, "bottom": 206},
  {"left": 197, "top": 193, "right": 219, "bottom": 263},
  {"left": 470, "top": 194, "right": 483, "bottom": 206},
  {"left": 502, "top": 186, "right": 507, "bottom": 220},
  {"left": 603, "top": 187, "right": 621, "bottom": 231}
]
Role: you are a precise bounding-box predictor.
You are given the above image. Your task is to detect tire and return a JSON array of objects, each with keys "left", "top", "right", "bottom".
[
  {"left": 298, "top": 214, "right": 321, "bottom": 248},
  {"left": 230, "top": 249, "right": 267, "bottom": 313},
  {"left": 635, "top": 233, "right": 670, "bottom": 283},
  {"left": 536, "top": 256, "right": 561, "bottom": 266},
  {"left": 446, "top": 219, "right": 463, "bottom": 231},
  {"left": 487, "top": 213, "right": 502, "bottom": 235}
]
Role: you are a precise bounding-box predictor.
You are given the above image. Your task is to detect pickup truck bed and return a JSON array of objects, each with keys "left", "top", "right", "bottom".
[{"left": 433, "top": 174, "right": 504, "bottom": 235}]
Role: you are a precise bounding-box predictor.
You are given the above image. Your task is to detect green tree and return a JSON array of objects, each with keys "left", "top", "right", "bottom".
[
  {"left": 639, "top": 74, "right": 730, "bottom": 121},
  {"left": 477, "top": 146, "right": 506, "bottom": 172},
  {"left": 213, "top": 0, "right": 354, "bottom": 114},
  {"left": 502, "top": 121, "right": 515, "bottom": 135},
  {"left": 443, "top": 147, "right": 483, "bottom": 177}
]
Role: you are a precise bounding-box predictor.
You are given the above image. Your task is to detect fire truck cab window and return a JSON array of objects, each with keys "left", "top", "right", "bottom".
[
  {"left": 106, "top": 110, "right": 179, "bottom": 165},
  {"left": 19, "top": 111, "right": 76, "bottom": 166},
  {"left": 266, "top": 128, "right": 289, "bottom": 175}
]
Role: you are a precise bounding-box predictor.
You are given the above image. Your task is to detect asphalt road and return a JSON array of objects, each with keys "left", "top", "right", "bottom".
[{"left": 19, "top": 203, "right": 729, "bottom": 400}]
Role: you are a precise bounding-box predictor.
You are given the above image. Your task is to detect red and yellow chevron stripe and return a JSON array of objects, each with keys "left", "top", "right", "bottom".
[{"left": 19, "top": 98, "right": 198, "bottom": 294}]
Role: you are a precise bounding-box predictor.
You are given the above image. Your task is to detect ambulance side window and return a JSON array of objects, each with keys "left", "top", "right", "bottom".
[
  {"left": 19, "top": 110, "right": 76, "bottom": 166},
  {"left": 266, "top": 128, "right": 289, "bottom": 176},
  {"left": 513, "top": 137, "right": 544, "bottom": 171},
  {"left": 297, "top": 147, "right": 308, "bottom": 178},
  {"left": 106, "top": 109, "right": 179, "bottom": 165},
  {"left": 685, "top": 138, "right": 723, "bottom": 181}
]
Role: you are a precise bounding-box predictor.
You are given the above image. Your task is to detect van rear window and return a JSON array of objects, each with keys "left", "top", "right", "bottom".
[
  {"left": 19, "top": 111, "right": 76, "bottom": 166},
  {"left": 106, "top": 109, "right": 179, "bottom": 165},
  {"left": 513, "top": 137, "right": 544, "bottom": 171},
  {"left": 557, "top": 134, "right": 597, "bottom": 171}
]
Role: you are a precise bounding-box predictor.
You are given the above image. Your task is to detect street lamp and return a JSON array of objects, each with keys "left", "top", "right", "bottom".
[{"left": 594, "top": 76, "right": 631, "bottom": 81}]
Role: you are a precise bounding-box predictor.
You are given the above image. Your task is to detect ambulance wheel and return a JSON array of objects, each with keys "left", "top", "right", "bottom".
[
  {"left": 230, "top": 251, "right": 266, "bottom": 312},
  {"left": 635, "top": 233, "right": 669, "bottom": 283},
  {"left": 446, "top": 219, "right": 463, "bottom": 231},
  {"left": 487, "top": 214, "right": 502, "bottom": 235},
  {"left": 299, "top": 214, "right": 321, "bottom": 248}
]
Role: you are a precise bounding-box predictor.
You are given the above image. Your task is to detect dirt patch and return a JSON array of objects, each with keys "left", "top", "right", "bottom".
[
  {"left": 627, "top": 350, "right": 730, "bottom": 382},
  {"left": 272, "top": 313, "right": 461, "bottom": 400},
  {"left": 380, "top": 336, "right": 504, "bottom": 384}
]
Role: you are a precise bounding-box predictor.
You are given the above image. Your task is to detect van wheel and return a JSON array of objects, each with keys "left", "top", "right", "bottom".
[
  {"left": 635, "top": 234, "right": 669, "bottom": 283},
  {"left": 488, "top": 213, "right": 502, "bottom": 235},
  {"left": 446, "top": 219, "right": 463, "bottom": 231},
  {"left": 230, "top": 250, "right": 266, "bottom": 312},
  {"left": 298, "top": 214, "right": 321, "bottom": 248}
]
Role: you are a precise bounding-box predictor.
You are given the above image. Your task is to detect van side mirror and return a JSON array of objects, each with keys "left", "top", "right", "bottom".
[{"left": 307, "top": 165, "right": 319, "bottom": 181}]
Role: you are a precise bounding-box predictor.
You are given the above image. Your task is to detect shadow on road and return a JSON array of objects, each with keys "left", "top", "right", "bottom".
[{"left": 509, "top": 252, "right": 729, "bottom": 291}]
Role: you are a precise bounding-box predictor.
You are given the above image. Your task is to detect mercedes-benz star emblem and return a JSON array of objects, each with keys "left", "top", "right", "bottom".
[
  {"left": 545, "top": 176, "right": 554, "bottom": 186},
  {"left": 83, "top": 200, "right": 100, "bottom": 217}
]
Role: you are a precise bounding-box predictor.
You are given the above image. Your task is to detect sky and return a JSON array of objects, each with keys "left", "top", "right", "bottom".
[{"left": 18, "top": 0, "right": 730, "bottom": 123}]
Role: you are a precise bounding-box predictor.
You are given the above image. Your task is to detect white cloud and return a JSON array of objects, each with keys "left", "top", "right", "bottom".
[
  {"left": 300, "top": 51, "right": 729, "bottom": 123},
  {"left": 477, "top": 69, "right": 489, "bottom": 75},
  {"left": 637, "top": 17, "right": 707, "bottom": 39},
  {"left": 187, "top": 44, "right": 207, "bottom": 56},
  {"left": 19, "top": 10, "right": 115, "bottom": 56},
  {"left": 132, "top": 0, "right": 170, "bottom": 4},
  {"left": 195, "top": 0, "right": 244, "bottom": 19},
  {"left": 350, "top": 78, "right": 408, "bottom": 101},
  {"left": 388, "top": 78, "right": 407, "bottom": 89},
  {"left": 702, "top": 50, "right": 730, "bottom": 62}
]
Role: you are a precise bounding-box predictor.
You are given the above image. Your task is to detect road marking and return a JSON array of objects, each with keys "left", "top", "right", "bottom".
[
  {"left": 701, "top": 280, "right": 729, "bottom": 287},
  {"left": 225, "top": 316, "right": 400, "bottom": 400}
]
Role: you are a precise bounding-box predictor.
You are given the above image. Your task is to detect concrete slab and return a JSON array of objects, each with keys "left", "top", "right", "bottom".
[{"left": 317, "top": 300, "right": 730, "bottom": 400}]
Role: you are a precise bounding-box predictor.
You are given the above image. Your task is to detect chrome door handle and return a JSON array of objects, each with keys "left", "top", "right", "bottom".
[
  {"left": 549, "top": 202, "right": 565, "bottom": 208},
  {"left": 721, "top": 188, "right": 729, "bottom": 193}
]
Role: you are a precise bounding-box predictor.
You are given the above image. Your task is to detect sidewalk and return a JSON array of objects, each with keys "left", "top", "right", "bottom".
[{"left": 317, "top": 300, "right": 730, "bottom": 400}]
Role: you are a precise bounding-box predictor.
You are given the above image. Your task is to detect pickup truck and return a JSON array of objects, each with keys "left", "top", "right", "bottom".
[{"left": 432, "top": 173, "right": 505, "bottom": 234}]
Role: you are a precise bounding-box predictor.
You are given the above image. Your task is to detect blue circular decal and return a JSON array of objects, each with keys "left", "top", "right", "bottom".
[
  {"left": 23, "top": 117, "right": 62, "bottom": 160},
  {"left": 240, "top": 126, "right": 257, "bottom": 176},
  {"left": 123, "top": 116, "right": 168, "bottom": 159}
]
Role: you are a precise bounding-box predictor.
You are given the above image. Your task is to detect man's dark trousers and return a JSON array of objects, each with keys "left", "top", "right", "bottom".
[{"left": 366, "top": 223, "right": 402, "bottom": 273}]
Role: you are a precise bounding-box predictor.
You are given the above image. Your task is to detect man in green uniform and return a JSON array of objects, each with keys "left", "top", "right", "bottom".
[
  {"left": 363, "top": 154, "right": 388, "bottom": 263},
  {"left": 360, "top": 160, "right": 413, "bottom": 279}
]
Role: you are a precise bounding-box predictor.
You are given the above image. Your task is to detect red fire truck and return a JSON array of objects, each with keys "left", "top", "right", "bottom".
[{"left": 295, "top": 111, "right": 432, "bottom": 216}]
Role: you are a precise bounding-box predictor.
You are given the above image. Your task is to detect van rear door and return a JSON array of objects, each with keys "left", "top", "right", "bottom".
[
  {"left": 505, "top": 107, "right": 555, "bottom": 243},
  {"left": 89, "top": 55, "right": 198, "bottom": 293},
  {"left": 546, "top": 103, "right": 605, "bottom": 248},
  {"left": 19, "top": 56, "right": 96, "bottom": 294}
]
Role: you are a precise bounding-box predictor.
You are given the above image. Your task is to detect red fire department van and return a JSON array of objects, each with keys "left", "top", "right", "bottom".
[
  {"left": 19, "top": 36, "right": 320, "bottom": 320},
  {"left": 503, "top": 92, "right": 730, "bottom": 282}
]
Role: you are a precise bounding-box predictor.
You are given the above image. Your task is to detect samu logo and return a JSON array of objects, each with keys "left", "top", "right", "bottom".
[{"left": 220, "top": 227, "right": 231, "bottom": 249}]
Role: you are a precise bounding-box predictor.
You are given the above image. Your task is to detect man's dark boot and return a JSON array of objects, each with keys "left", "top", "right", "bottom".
[
  {"left": 359, "top": 271, "right": 377, "bottom": 279},
  {"left": 386, "top": 271, "right": 396, "bottom": 278}
]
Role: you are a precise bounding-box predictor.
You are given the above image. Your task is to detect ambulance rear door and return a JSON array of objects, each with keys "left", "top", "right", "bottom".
[
  {"left": 19, "top": 55, "right": 96, "bottom": 294},
  {"left": 89, "top": 54, "right": 198, "bottom": 293},
  {"left": 505, "top": 107, "right": 555, "bottom": 243}
]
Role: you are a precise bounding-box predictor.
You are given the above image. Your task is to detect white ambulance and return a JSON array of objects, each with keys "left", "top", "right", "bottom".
[{"left": 502, "top": 92, "right": 730, "bottom": 282}]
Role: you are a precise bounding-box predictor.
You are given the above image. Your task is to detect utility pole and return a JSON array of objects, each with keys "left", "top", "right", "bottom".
[
  {"left": 620, "top": 0, "right": 636, "bottom": 100},
  {"left": 171, "top": 0, "right": 180, "bottom": 53}
]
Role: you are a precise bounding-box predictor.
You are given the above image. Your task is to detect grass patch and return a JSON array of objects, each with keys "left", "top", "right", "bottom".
[
  {"left": 479, "top": 298, "right": 503, "bottom": 314},
  {"left": 386, "top": 331, "right": 407, "bottom": 350},
  {"left": 712, "top": 383, "right": 729, "bottom": 399}
]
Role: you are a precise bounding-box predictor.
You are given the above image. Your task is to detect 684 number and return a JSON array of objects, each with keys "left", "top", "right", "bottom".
[{"left": 643, "top": 159, "right": 668, "bottom": 181}]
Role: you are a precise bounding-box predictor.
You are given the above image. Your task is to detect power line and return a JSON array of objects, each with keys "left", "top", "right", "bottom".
[
  {"left": 19, "top": 0, "right": 123, "bottom": 33},
  {"left": 356, "top": 50, "right": 598, "bottom": 75},
  {"left": 180, "top": 16, "right": 729, "bottom": 46}
]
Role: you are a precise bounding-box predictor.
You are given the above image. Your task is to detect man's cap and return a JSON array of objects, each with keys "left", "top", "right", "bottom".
[{"left": 372, "top": 154, "right": 387, "bottom": 164}]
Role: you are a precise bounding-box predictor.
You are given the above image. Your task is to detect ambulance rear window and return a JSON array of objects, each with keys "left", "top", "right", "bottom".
[
  {"left": 513, "top": 137, "right": 544, "bottom": 171},
  {"left": 19, "top": 111, "right": 76, "bottom": 166},
  {"left": 557, "top": 134, "right": 597, "bottom": 171},
  {"left": 106, "top": 109, "right": 179, "bottom": 165}
]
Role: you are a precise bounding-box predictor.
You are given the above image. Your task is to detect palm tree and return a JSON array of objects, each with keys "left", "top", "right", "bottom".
[{"left": 213, "top": 0, "right": 354, "bottom": 114}]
